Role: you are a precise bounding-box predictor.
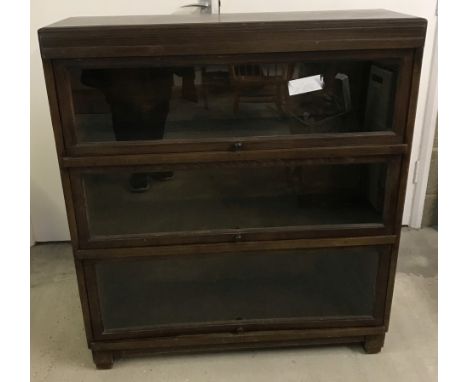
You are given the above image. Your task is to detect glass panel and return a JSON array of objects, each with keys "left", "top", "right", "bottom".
[
  {"left": 83, "top": 162, "right": 388, "bottom": 237},
  {"left": 68, "top": 58, "right": 400, "bottom": 143},
  {"left": 95, "top": 246, "right": 381, "bottom": 331}
]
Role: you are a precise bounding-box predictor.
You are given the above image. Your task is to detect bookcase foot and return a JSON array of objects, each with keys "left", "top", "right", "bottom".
[
  {"left": 363, "top": 334, "right": 385, "bottom": 354},
  {"left": 92, "top": 350, "right": 114, "bottom": 369}
]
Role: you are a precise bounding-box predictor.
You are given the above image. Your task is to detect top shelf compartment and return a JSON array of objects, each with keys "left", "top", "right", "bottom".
[{"left": 54, "top": 51, "right": 414, "bottom": 156}]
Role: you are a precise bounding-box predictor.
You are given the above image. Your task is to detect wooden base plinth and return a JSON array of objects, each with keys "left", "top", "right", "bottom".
[{"left": 90, "top": 333, "right": 387, "bottom": 368}]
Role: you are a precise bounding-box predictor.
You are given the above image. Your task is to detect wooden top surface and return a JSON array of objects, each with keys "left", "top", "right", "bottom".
[
  {"left": 38, "top": 10, "right": 427, "bottom": 59},
  {"left": 41, "top": 9, "right": 422, "bottom": 30}
]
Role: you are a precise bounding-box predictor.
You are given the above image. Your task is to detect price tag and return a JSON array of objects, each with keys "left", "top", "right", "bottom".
[{"left": 288, "top": 75, "right": 324, "bottom": 96}]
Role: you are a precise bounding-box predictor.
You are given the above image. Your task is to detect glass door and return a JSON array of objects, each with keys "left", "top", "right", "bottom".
[
  {"left": 85, "top": 244, "right": 391, "bottom": 339},
  {"left": 55, "top": 51, "right": 412, "bottom": 155},
  {"left": 71, "top": 156, "right": 400, "bottom": 248}
]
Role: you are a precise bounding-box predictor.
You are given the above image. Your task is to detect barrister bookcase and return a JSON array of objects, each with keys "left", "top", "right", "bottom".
[{"left": 38, "top": 10, "right": 426, "bottom": 369}]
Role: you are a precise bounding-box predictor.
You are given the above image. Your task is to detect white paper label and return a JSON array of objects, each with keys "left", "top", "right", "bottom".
[{"left": 288, "top": 75, "right": 324, "bottom": 96}]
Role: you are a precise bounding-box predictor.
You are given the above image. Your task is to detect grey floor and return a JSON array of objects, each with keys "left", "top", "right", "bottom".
[{"left": 31, "top": 228, "right": 437, "bottom": 382}]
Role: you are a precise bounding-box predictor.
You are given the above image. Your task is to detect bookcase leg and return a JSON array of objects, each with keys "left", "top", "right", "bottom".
[
  {"left": 92, "top": 350, "right": 114, "bottom": 369},
  {"left": 363, "top": 334, "right": 385, "bottom": 354}
]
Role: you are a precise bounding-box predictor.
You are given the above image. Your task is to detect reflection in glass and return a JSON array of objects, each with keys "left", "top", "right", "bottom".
[
  {"left": 83, "top": 163, "right": 387, "bottom": 237},
  {"left": 70, "top": 59, "right": 398, "bottom": 142},
  {"left": 96, "top": 247, "right": 380, "bottom": 331}
]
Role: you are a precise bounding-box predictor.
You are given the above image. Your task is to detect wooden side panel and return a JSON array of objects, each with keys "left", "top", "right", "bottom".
[
  {"left": 383, "top": 48, "right": 425, "bottom": 329},
  {"left": 42, "top": 59, "right": 96, "bottom": 345}
]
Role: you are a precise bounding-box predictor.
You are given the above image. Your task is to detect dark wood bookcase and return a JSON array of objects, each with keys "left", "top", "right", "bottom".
[{"left": 38, "top": 10, "right": 426, "bottom": 369}]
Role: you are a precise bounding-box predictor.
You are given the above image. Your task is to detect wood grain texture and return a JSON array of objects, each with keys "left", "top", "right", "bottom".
[
  {"left": 38, "top": 10, "right": 426, "bottom": 59},
  {"left": 76, "top": 236, "right": 397, "bottom": 260},
  {"left": 60, "top": 145, "right": 407, "bottom": 168},
  {"left": 90, "top": 325, "right": 385, "bottom": 352}
]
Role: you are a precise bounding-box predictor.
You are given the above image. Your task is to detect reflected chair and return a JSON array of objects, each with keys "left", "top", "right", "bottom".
[{"left": 229, "top": 64, "right": 292, "bottom": 114}]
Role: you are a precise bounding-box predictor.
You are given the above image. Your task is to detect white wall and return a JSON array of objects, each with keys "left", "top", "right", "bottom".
[{"left": 31, "top": 1, "right": 437, "bottom": 241}]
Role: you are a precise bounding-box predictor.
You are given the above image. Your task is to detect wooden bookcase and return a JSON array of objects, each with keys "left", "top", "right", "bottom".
[{"left": 38, "top": 10, "right": 426, "bottom": 369}]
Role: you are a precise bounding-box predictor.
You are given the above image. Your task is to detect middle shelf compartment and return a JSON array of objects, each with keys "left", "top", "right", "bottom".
[{"left": 70, "top": 155, "right": 402, "bottom": 248}]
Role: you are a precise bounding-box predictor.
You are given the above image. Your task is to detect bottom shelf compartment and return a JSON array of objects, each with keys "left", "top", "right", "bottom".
[{"left": 85, "top": 244, "right": 390, "bottom": 338}]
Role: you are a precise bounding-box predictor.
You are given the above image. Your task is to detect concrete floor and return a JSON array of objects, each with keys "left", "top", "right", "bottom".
[{"left": 31, "top": 228, "right": 437, "bottom": 382}]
